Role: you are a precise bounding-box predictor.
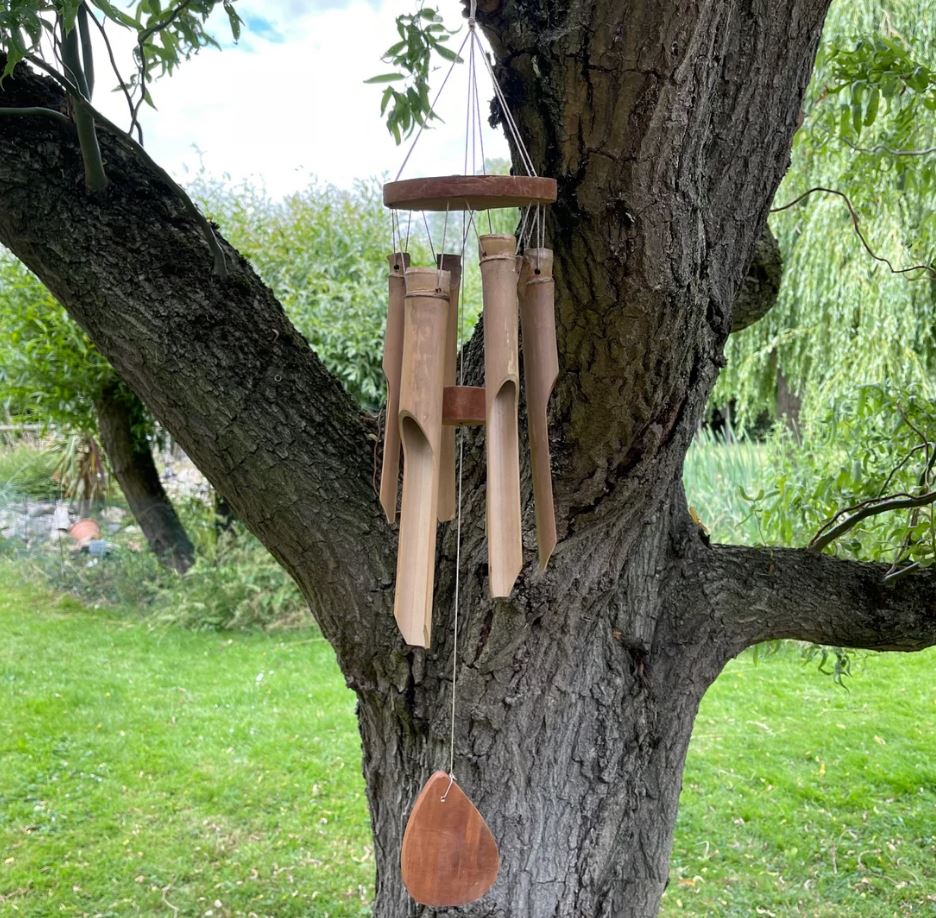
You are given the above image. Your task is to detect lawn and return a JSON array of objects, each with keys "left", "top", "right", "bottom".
[
  {"left": 1, "top": 566, "right": 934, "bottom": 916},
  {"left": 0, "top": 568, "right": 371, "bottom": 917}
]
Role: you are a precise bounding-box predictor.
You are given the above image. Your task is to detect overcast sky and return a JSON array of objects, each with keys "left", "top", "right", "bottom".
[{"left": 90, "top": 0, "right": 509, "bottom": 197}]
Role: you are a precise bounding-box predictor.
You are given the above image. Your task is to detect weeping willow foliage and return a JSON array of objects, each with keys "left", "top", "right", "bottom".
[{"left": 714, "top": 0, "right": 935, "bottom": 428}]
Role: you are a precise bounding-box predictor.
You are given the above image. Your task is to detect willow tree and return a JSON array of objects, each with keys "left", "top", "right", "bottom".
[
  {"left": 0, "top": 2, "right": 934, "bottom": 916},
  {"left": 717, "top": 0, "right": 935, "bottom": 429}
]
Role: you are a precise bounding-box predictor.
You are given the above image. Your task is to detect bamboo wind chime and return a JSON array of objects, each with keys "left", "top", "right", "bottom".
[
  {"left": 375, "top": 3, "right": 559, "bottom": 908},
  {"left": 380, "top": 176, "right": 559, "bottom": 643},
  {"left": 380, "top": 212, "right": 558, "bottom": 648}
]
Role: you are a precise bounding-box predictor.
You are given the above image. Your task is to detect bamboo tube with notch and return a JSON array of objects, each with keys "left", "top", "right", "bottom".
[
  {"left": 379, "top": 252, "right": 410, "bottom": 523},
  {"left": 479, "top": 234, "right": 523, "bottom": 598},
  {"left": 394, "top": 267, "right": 451, "bottom": 647},
  {"left": 519, "top": 248, "right": 559, "bottom": 568},
  {"left": 436, "top": 253, "right": 462, "bottom": 522}
]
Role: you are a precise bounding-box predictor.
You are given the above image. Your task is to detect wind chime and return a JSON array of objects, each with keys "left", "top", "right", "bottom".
[{"left": 378, "top": 3, "right": 558, "bottom": 908}]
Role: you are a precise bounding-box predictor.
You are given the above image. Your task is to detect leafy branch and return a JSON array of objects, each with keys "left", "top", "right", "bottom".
[
  {"left": 129, "top": 0, "right": 197, "bottom": 138},
  {"left": 824, "top": 34, "right": 935, "bottom": 139},
  {"left": 808, "top": 394, "right": 936, "bottom": 570},
  {"left": 808, "top": 489, "right": 936, "bottom": 553},
  {"left": 85, "top": 8, "right": 141, "bottom": 143},
  {"left": 366, "top": 7, "right": 461, "bottom": 144}
]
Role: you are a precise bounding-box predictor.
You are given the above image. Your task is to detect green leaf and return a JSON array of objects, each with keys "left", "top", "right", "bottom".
[
  {"left": 88, "top": 0, "right": 138, "bottom": 29},
  {"left": 863, "top": 85, "right": 879, "bottom": 126},
  {"left": 223, "top": 2, "right": 242, "bottom": 41},
  {"left": 364, "top": 73, "right": 404, "bottom": 84},
  {"left": 434, "top": 43, "right": 461, "bottom": 63}
]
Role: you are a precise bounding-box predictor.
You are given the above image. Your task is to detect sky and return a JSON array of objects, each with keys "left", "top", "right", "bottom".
[{"left": 89, "top": 0, "right": 510, "bottom": 197}]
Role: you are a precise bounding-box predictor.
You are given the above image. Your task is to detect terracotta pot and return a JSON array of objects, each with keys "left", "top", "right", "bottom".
[{"left": 68, "top": 518, "right": 101, "bottom": 543}]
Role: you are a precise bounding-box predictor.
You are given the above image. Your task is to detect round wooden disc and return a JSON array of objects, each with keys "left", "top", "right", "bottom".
[{"left": 384, "top": 174, "right": 557, "bottom": 212}]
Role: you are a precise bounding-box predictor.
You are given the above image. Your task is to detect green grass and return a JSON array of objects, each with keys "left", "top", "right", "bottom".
[
  {"left": 683, "top": 430, "right": 768, "bottom": 545},
  {"left": 0, "top": 568, "right": 371, "bottom": 917},
  {"left": 662, "top": 645, "right": 936, "bottom": 916},
  {"left": 2, "top": 567, "right": 934, "bottom": 916}
]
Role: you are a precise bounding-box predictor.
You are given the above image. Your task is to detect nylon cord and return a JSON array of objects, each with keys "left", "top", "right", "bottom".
[{"left": 444, "top": 205, "right": 473, "bottom": 792}]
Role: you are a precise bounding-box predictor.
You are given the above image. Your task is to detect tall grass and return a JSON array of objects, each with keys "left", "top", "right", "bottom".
[
  {"left": 682, "top": 428, "right": 768, "bottom": 545},
  {"left": 0, "top": 441, "right": 60, "bottom": 501}
]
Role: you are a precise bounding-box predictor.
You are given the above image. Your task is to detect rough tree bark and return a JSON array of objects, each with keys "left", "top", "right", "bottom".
[
  {"left": 94, "top": 377, "right": 195, "bottom": 573},
  {"left": 1, "top": 1, "right": 934, "bottom": 914}
]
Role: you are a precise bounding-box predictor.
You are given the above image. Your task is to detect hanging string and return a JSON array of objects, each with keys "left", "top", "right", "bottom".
[
  {"left": 442, "top": 205, "right": 475, "bottom": 800},
  {"left": 395, "top": 0, "right": 535, "bottom": 183},
  {"left": 516, "top": 204, "right": 532, "bottom": 255},
  {"left": 422, "top": 211, "right": 437, "bottom": 262},
  {"left": 395, "top": 28, "right": 472, "bottom": 182},
  {"left": 472, "top": 29, "right": 536, "bottom": 176},
  {"left": 473, "top": 39, "right": 487, "bottom": 175},
  {"left": 390, "top": 208, "right": 400, "bottom": 260},
  {"left": 463, "top": 33, "right": 474, "bottom": 177}
]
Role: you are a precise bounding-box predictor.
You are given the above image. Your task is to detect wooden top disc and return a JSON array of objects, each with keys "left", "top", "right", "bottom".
[{"left": 384, "top": 174, "right": 557, "bottom": 212}]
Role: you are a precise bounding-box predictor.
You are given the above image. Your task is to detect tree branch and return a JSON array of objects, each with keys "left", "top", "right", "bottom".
[
  {"left": 0, "top": 106, "right": 71, "bottom": 126},
  {"left": 840, "top": 136, "right": 936, "bottom": 157},
  {"left": 808, "top": 489, "right": 936, "bottom": 552},
  {"left": 85, "top": 8, "right": 142, "bottom": 144},
  {"left": 730, "top": 224, "right": 782, "bottom": 333},
  {"left": 705, "top": 544, "right": 936, "bottom": 654},
  {"left": 77, "top": 4, "right": 95, "bottom": 98},
  {"left": 60, "top": 16, "right": 108, "bottom": 193},
  {"left": 0, "top": 59, "right": 397, "bottom": 671},
  {"left": 770, "top": 186, "right": 935, "bottom": 277},
  {"left": 130, "top": 0, "right": 197, "bottom": 138}
]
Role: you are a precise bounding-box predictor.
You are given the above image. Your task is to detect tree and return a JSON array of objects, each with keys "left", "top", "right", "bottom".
[
  {"left": 716, "top": 0, "right": 935, "bottom": 430},
  {"left": 0, "top": 256, "right": 194, "bottom": 572},
  {"left": 1, "top": 2, "right": 934, "bottom": 916}
]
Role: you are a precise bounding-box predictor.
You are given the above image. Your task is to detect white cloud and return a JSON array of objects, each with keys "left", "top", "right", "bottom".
[{"left": 90, "top": 0, "right": 510, "bottom": 197}]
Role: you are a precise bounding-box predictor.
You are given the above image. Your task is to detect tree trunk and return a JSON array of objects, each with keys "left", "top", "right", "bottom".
[
  {"left": 2, "top": 1, "right": 935, "bottom": 913},
  {"left": 360, "top": 492, "right": 722, "bottom": 916},
  {"left": 95, "top": 378, "right": 195, "bottom": 573},
  {"left": 213, "top": 489, "right": 237, "bottom": 537}
]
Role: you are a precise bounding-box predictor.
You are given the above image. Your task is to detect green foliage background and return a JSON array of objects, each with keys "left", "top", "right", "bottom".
[
  {"left": 716, "top": 0, "right": 934, "bottom": 427},
  {"left": 0, "top": 257, "right": 111, "bottom": 432}
]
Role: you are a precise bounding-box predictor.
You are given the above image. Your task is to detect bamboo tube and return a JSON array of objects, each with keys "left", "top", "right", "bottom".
[
  {"left": 394, "top": 266, "right": 451, "bottom": 647},
  {"left": 479, "top": 234, "right": 523, "bottom": 598},
  {"left": 380, "top": 252, "right": 410, "bottom": 523},
  {"left": 519, "top": 248, "right": 559, "bottom": 568},
  {"left": 436, "top": 253, "right": 462, "bottom": 523}
]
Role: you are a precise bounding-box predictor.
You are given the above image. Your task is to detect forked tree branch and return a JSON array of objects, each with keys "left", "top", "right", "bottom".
[
  {"left": 0, "top": 58, "right": 397, "bottom": 668},
  {"left": 809, "top": 489, "right": 936, "bottom": 552},
  {"left": 705, "top": 544, "right": 936, "bottom": 655}
]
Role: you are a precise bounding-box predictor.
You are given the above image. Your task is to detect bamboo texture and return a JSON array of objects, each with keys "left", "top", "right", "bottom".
[
  {"left": 394, "top": 267, "right": 451, "bottom": 647},
  {"left": 479, "top": 234, "right": 523, "bottom": 598},
  {"left": 519, "top": 248, "right": 559, "bottom": 567},
  {"left": 379, "top": 252, "right": 410, "bottom": 523},
  {"left": 436, "top": 253, "right": 462, "bottom": 522}
]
